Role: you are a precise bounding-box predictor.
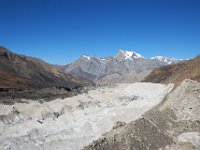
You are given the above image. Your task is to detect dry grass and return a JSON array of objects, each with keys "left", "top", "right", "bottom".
[{"left": 143, "top": 56, "right": 200, "bottom": 85}]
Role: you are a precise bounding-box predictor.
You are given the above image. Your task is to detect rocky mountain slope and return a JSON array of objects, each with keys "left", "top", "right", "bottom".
[
  {"left": 84, "top": 79, "right": 200, "bottom": 150},
  {"left": 144, "top": 55, "right": 200, "bottom": 84},
  {"left": 0, "top": 46, "right": 91, "bottom": 103},
  {"left": 60, "top": 50, "right": 182, "bottom": 83}
]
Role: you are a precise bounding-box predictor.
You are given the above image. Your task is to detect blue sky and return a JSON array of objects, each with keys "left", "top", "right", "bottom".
[{"left": 0, "top": 0, "right": 200, "bottom": 64}]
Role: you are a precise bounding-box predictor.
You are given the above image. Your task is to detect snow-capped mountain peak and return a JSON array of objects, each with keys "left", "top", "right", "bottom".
[
  {"left": 81, "top": 55, "right": 91, "bottom": 60},
  {"left": 120, "top": 50, "right": 134, "bottom": 60},
  {"left": 150, "top": 56, "right": 180, "bottom": 64},
  {"left": 80, "top": 51, "right": 181, "bottom": 65},
  {"left": 62, "top": 50, "right": 184, "bottom": 83},
  {"left": 116, "top": 50, "right": 145, "bottom": 60},
  {"left": 132, "top": 51, "right": 144, "bottom": 59}
]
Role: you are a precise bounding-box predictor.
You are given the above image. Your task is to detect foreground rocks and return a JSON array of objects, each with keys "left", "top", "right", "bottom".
[
  {"left": 0, "top": 82, "right": 173, "bottom": 150},
  {"left": 84, "top": 79, "right": 200, "bottom": 150},
  {"left": 0, "top": 80, "right": 199, "bottom": 150}
]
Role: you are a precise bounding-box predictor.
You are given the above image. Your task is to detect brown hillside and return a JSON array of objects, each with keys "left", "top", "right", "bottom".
[
  {"left": 143, "top": 55, "right": 200, "bottom": 84},
  {"left": 0, "top": 46, "right": 91, "bottom": 89}
]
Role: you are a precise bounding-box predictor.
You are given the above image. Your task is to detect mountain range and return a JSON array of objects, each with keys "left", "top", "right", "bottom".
[
  {"left": 59, "top": 50, "right": 183, "bottom": 83},
  {"left": 0, "top": 46, "right": 199, "bottom": 150}
]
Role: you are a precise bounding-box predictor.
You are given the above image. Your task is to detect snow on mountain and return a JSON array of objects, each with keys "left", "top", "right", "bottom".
[
  {"left": 132, "top": 51, "right": 144, "bottom": 59},
  {"left": 81, "top": 50, "right": 181, "bottom": 64},
  {"left": 82, "top": 55, "right": 91, "bottom": 60},
  {"left": 121, "top": 50, "right": 134, "bottom": 60},
  {"left": 150, "top": 56, "right": 180, "bottom": 64},
  {"left": 119, "top": 50, "right": 144, "bottom": 60},
  {"left": 114, "top": 50, "right": 145, "bottom": 61},
  {"left": 81, "top": 55, "right": 107, "bottom": 62},
  {"left": 61, "top": 50, "right": 183, "bottom": 83},
  {"left": 101, "top": 58, "right": 106, "bottom": 61}
]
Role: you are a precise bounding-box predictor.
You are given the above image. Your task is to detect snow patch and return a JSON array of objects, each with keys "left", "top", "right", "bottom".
[
  {"left": 150, "top": 56, "right": 179, "bottom": 64},
  {"left": 82, "top": 55, "right": 91, "bottom": 60},
  {"left": 120, "top": 50, "right": 144, "bottom": 60}
]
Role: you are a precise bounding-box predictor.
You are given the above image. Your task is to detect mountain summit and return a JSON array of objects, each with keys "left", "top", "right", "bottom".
[
  {"left": 115, "top": 50, "right": 145, "bottom": 61},
  {"left": 59, "top": 50, "right": 182, "bottom": 83}
]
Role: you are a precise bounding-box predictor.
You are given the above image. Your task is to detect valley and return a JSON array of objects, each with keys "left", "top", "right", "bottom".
[
  {"left": 0, "top": 82, "right": 173, "bottom": 150},
  {"left": 0, "top": 47, "right": 199, "bottom": 150},
  {"left": 1, "top": 0, "right": 200, "bottom": 149}
]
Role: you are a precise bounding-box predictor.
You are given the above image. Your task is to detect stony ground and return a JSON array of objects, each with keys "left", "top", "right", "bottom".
[
  {"left": 0, "top": 82, "right": 173, "bottom": 150},
  {"left": 84, "top": 79, "right": 200, "bottom": 150}
]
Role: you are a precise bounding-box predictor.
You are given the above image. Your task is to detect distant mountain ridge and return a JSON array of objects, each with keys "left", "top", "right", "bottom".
[
  {"left": 60, "top": 50, "right": 183, "bottom": 83},
  {"left": 150, "top": 56, "right": 183, "bottom": 64}
]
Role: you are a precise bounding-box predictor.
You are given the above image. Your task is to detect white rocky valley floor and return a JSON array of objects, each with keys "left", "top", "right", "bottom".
[{"left": 0, "top": 82, "right": 174, "bottom": 150}]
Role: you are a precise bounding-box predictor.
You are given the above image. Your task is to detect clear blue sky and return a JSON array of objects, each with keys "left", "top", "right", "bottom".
[{"left": 0, "top": 0, "right": 200, "bottom": 64}]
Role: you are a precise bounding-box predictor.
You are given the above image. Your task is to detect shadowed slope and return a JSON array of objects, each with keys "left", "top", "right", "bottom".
[
  {"left": 0, "top": 46, "right": 92, "bottom": 103},
  {"left": 0, "top": 46, "right": 91, "bottom": 89}
]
